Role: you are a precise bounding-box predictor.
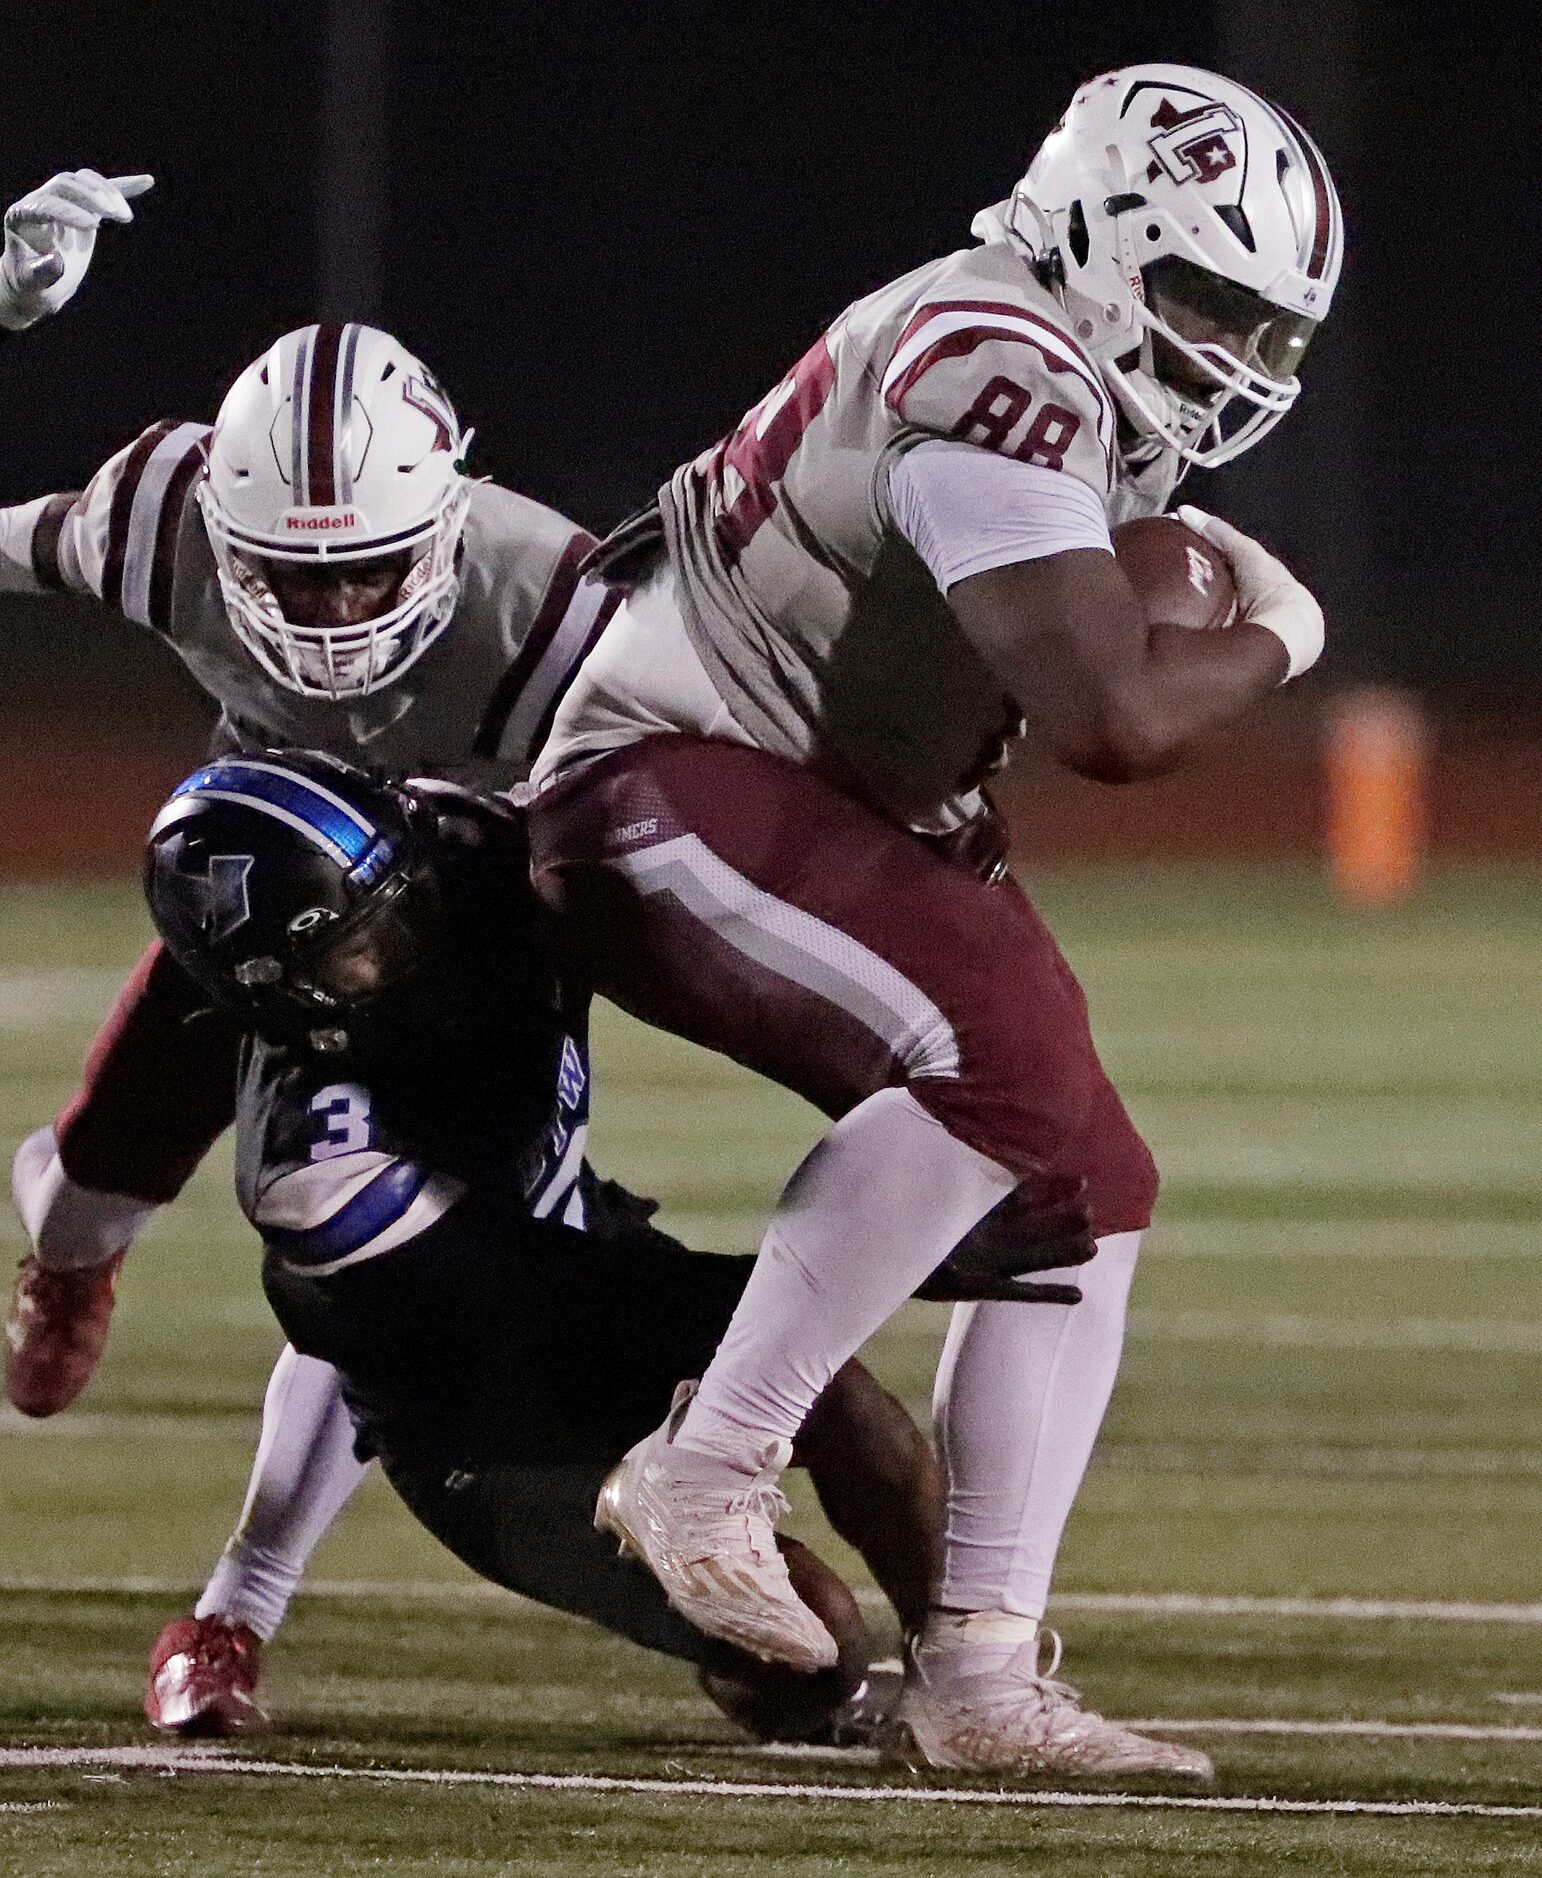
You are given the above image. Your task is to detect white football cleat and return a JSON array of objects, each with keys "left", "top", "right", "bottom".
[
  {"left": 887, "top": 1615, "right": 1214, "bottom": 1780},
  {"left": 595, "top": 1381, "right": 839, "bottom": 1674}
]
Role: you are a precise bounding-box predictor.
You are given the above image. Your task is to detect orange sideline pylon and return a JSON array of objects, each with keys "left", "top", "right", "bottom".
[{"left": 1324, "top": 687, "right": 1429, "bottom": 907}]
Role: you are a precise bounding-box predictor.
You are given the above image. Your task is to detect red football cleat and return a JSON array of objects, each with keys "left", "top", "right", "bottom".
[
  {"left": 144, "top": 1615, "right": 269, "bottom": 1737},
  {"left": 5, "top": 1251, "right": 125, "bottom": 1417}
]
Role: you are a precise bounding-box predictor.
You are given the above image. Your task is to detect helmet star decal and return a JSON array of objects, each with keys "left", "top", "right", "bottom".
[{"left": 1146, "top": 97, "right": 1244, "bottom": 188}]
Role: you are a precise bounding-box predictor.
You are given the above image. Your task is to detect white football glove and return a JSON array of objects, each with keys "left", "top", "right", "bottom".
[
  {"left": 0, "top": 169, "right": 153, "bottom": 332},
  {"left": 1175, "top": 506, "right": 1325, "bottom": 681}
]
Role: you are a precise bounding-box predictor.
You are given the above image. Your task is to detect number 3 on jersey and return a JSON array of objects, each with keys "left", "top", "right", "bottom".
[
  {"left": 309, "top": 1084, "right": 372, "bottom": 1160},
  {"left": 712, "top": 337, "right": 837, "bottom": 562}
]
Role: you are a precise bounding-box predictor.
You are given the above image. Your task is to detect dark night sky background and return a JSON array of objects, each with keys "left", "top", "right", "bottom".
[{"left": 2, "top": 1, "right": 1537, "bottom": 721}]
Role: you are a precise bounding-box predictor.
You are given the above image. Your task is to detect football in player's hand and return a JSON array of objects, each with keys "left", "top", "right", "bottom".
[{"left": 1113, "top": 515, "right": 1238, "bottom": 631}]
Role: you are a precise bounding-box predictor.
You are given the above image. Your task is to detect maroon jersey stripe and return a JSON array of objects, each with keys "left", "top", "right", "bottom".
[
  {"left": 890, "top": 298, "right": 1105, "bottom": 389},
  {"left": 887, "top": 323, "right": 1115, "bottom": 483},
  {"left": 885, "top": 301, "right": 1114, "bottom": 467},
  {"left": 528, "top": 587, "right": 623, "bottom": 759},
  {"left": 102, "top": 423, "right": 177, "bottom": 614},
  {"left": 306, "top": 322, "right": 346, "bottom": 508},
  {"left": 145, "top": 437, "right": 209, "bottom": 635},
  {"left": 472, "top": 530, "right": 596, "bottom": 759},
  {"left": 30, "top": 491, "right": 82, "bottom": 592}
]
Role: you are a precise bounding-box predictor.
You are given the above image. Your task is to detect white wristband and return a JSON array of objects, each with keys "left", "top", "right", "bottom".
[
  {"left": 1176, "top": 506, "right": 1324, "bottom": 681},
  {"left": 1251, "top": 600, "right": 1324, "bottom": 682}
]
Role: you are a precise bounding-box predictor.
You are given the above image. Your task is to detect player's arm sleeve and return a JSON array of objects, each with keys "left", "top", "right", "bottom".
[
  {"left": 879, "top": 298, "right": 1117, "bottom": 499},
  {"left": 0, "top": 492, "right": 85, "bottom": 593},
  {"left": 0, "top": 419, "right": 208, "bottom": 619},
  {"left": 253, "top": 1150, "right": 467, "bottom": 1277},
  {"left": 885, "top": 439, "right": 1113, "bottom": 592}
]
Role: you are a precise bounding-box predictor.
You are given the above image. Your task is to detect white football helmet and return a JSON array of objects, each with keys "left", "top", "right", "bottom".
[
  {"left": 981, "top": 64, "right": 1343, "bottom": 469},
  {"left": 198, "top": 323, "right": 472, "bottom": 698}
]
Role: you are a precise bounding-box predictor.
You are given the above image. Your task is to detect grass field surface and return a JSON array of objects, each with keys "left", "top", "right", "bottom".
[{"left": 1, "top": 868, "right": 1538, "bottom": 1875}]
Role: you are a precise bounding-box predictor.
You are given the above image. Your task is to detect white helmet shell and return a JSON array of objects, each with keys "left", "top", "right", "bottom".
[
  {"left": 199, "top": 323, "right": 472, "bottom": 698},
  {"left": 994, "top": 64, "right": 1344, "bottom": 468}
]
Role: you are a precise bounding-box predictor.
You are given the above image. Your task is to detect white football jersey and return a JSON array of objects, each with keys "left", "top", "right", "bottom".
[
  {"left": 658, "top": 237, "right": 1163, "bottom": 826},
  {"left": 6, "top": 422, "right": 615, "bottom": 781}
]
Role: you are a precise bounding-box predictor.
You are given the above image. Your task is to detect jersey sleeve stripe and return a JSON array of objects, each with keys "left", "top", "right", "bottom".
[
  {"left": 120, "top": 423, "right": 216, "bottom": 632},
  {"left": 882, "top": 300, "right": 1115, "bottom": 468},
  {"left": 522, "top": 584, "right": 622, "bottom": 765},
  {"left": 100, "top": 422, "right": 178, "bottom": 614},
  {"left": 29, "top": 492, "right": 82, "bottom": 592},
  {"left": 470, "top": 529, "right": 596, "bottom": 761},
  {"left": 529, "top": 1122, "right": 589, "bottom": 1219},
  {"left": 264, "top": 1161, "right": 467, "bottom": 1277},
  {"left": 145, "top": 430, "right": 210, "bottom": 634}
]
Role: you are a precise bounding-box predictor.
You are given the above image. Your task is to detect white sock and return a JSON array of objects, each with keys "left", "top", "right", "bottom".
[
  {"left": 933, "top": 1230, "right": 1142, "bottom": 1618},
  {"left": 677, "top": 1087, "right": 1016, "bottom": 1467},
  {"left": 11, "top": 1126, "right": 157, "bottom": 1271},
  {"left": 196, "top": 1346, "right": 370, "bottom": 1640}
]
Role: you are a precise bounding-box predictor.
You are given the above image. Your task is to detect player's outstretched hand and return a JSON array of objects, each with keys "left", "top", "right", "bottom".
[
  {"left": 1175, "top": 506, "right": 1325, "bottom": 681},
  {"left": 0, "top": 169, "right": 153, "bottom": 332},
  {"left": 915, "top": 1176, "right": 1094, "bottom": 1305}
]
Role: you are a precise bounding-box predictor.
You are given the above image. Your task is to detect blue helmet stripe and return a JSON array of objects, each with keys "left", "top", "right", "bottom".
[{"left": 170, "top": 760, "right": 380, "bottom": 867}]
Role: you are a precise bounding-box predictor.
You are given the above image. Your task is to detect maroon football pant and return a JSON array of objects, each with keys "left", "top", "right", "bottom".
[
  {"left": 53, "top": 940, "right": 242, "bottom": 1204},
  {"left": 528, "top": 737, "right": 1156, "bottom": 1236}
]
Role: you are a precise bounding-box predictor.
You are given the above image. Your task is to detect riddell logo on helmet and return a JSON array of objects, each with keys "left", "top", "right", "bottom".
[{"left": 283, "top": 511, "right": 360, "bottom": 531}]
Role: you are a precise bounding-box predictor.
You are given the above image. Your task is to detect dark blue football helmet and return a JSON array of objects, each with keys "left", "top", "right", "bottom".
[{"left": 143, "top": 751, "right": 446, "bottom": 1054}]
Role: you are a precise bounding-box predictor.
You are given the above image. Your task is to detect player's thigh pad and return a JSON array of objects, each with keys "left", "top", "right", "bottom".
[{"left": 529, "top": 737, "right": 1142, "bottom": 1209}]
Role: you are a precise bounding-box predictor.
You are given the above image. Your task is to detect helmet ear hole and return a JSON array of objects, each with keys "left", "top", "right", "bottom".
[{"left": 1067, "top": 199, "right": 1091, "bottom": 269}]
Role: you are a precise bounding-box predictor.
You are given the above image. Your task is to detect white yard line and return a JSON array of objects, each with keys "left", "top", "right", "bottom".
[
  {"left": 1050, "top": 1591, "right": 1542, "bottom": 1625},
  {"left": 0, "top": 1409, "right": 259, "bottom": 1443},
  {"left": 1134, "top": 1718, "right": 1542, "bottom": 1743},
  {"left": 9, "top": 1410, "right": 1538, "bottom": 1487},
  {"left": 4, "top": 1576, "right": 1542, "bottom": 1626},
  {"left": 1128, "top": 1310, "right": 1542, "bottom": 1355},
  {"left": 730, "top": 1713, "right": 1542, "bottom": 1760},
  {"left": 0, "top": 1746, "right": 1537, "bottom": 1820},
  {"left": 0, "top": 969, "right": 126, "bottom": 1029}
]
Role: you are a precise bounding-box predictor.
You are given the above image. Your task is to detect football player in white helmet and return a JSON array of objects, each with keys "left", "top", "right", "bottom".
[
  {"left": 1000, "top": 65, "right": 1340, "bottom": 473},
  {"left": 0, "top": 168, "right": 152, "bottom": 333},
  {"left": 198, "top": 326, "right": 474, "bottom": 699},
  {"left": 522, "top": 63, "right": 1342, "bottom": 1780},
  {"left": 1, "top": 322, "right": 614, "bottom": 1722}
]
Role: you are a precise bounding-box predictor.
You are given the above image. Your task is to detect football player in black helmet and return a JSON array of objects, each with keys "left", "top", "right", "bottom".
[{"left": 138, "top": 750, "right": 952, "bottom": 1744}]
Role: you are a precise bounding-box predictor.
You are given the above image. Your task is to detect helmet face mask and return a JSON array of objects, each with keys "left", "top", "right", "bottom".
[
  {"left": 198, "top": 324, "right": 472, "bottom": 700},
  {"left": 989, "top": 64, "right": 1343, "bottom": 471}
]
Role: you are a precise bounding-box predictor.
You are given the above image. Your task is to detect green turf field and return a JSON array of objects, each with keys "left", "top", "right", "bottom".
[{"left": 1, "top": 869, "right": 1538, "bottom": 1876}]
